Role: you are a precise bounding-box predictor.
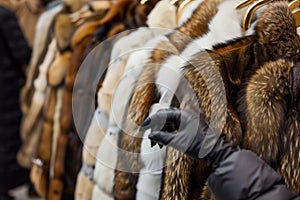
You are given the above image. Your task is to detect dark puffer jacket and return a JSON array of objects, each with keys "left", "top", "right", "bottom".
[
  {"left": 207, "top": 139, "right": 300, "bottom": 200},
  {"left": 0, "top": 6, "right": 31, "bottom": 192}
]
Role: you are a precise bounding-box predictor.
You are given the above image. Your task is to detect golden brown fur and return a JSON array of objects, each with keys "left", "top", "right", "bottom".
[
  {"left": 180, "top": 2, "right": 300, "bottom": 198},
  {"left": 71, "top": 0, "right": 136, "bottom": 48},
  {"left": 48, "top": 35, "right": 93, "bottom": 200},
  {"left": 114, "top": 0, "right": 227, "bottom": 199},
  {"left": 115, "top": 2, "right": 300, "bottom": 200},
  {"left": 255, "top": 2, "right": 300, "bottom": 62},
  {"left": 114, "top": 41, "right": 178, "bottom": 200},
  {"left": 54, "top": 13, "right": 75, "bottom": 52},
  {"left": 181, "top": 51, "right": 243, "bottom": 199},
  {"left": 31, "top": 88, "right": 56, "bottom": 197},
  {"left": 168, "top": 0, "right": 224, "bottom": 51},
  {"left": 280, "top": 109, "right": 300, "bottom": 193},
  {"left": 241, "top": 59, "right": 292, "bottom": 166},
  {"left": 201, "top": 183, "right": 215, "bottom": 200}
]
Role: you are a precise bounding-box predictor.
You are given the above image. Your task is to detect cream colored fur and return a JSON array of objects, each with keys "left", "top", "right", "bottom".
[
  {"left": 21, "top": 4, "right": 63, "bottom": 114},
  {"left": 158, "top": 0, "right": 259, "bottom": 91},
  {"left": 75, "top": 171, "right": 95, "bottom": 200},
  {"left": 48, "top": 51, "right": 72, "bottom": 86},
  {"left": 92, "top": 30, "right": 171, "bottom": 200},
  {"left": 83, "top": 2, "right": 179, "bottom": 199},
  {"left": 136, "top": 0, "right": 264, "bottom": 198},
  {"left": 178, "top": 0, "right": 204, "bottom": 26},
  {"left": 146, "top": 0, "right": 176, "bottom": 29},
  {"left": 21, "top": 39, "right": 57, "bottom": 140},
  {"left": 50, "top": 87, "right": 64, "bottom": 178},
  {"left": 83, "top": 108, "right": 108, "bottom": 166},
  {"left": 18, "top": 39, "right": 57, "bottom": 168}
]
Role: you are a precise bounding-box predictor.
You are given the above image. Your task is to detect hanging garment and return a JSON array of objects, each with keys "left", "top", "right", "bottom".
[
  {"left": 75, "top": 30, "right": 130, "bottom": 200},
  {"left": 178, "top": 2, "right": 300, "bottom": 198},
  {"left": 73, "top": 1, "right": 164, "bottom": 199},
  {"left": 19, "top": 3, "right": 64, "bottom": 170},
  {"left": 138, "top": 0, "right": 260, "bottom": 198},
  {"left": 14, "top": 0, "right": 45, "bottom": 47},
  {"left": 28, "top": 5, "right": 78, "bottom": 198},
  {"left": 20, "top": 3, "right": 63, "bottom": 117},
  {"left": 77, "top": 2, "right": 176, "bottom": 199},
  {"left": 0, "top": 5, "right": 31, "bottom": 193},
  {"left": 75, "top": 108, "right": 109, "bottom": 200},
  {"left": 53, "top": 0, "right": 158, "bottom": 198},
  {"left": 114, "top": 0, "right": 263, "bottom": 198},
  {"left": 93, "top": 28, "right": 174, "bottom": 200},
  {"left": 19, "top": 38, "right": 57, "bottom": 171}
]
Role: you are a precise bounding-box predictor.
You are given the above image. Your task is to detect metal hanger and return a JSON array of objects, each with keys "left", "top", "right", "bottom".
[
  {"left": 176, "top": 0, "right": 194, "bottom": 24},
  {"left": 289, "top": 0, "right": 300, "bottom": 27},
  {"left": 235, "top": 0, "right": 255, "bottom": 9},
  {"left": 241, "top": 0, "right": 271, "bottom": 32},
  {"left": 238, "top": 0, "right": 300, "bottom": 32},
  {"left": 289, "top": 0, "right": 300, "bottom": 11}
]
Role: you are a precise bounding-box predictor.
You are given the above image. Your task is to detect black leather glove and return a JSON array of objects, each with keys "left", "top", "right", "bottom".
[{"left": 140, "top": 108, "right": 223, "bottom": 160}]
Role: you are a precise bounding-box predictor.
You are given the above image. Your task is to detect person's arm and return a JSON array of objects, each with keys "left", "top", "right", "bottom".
[
  {"left": 0, "top": 7, "right": 31, "bottom": 66},
  {"left": 141, "top": 108, "right": 300, "bottom": 200}
]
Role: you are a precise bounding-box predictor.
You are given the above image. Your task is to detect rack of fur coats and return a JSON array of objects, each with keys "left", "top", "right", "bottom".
[{"left": 19, "top": 0, "right": 300, "bottom": 199}]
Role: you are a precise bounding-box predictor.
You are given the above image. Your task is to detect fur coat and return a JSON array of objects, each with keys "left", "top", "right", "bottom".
[
  {"left": 113, "top": 0, "right": 262, "bottom": 198},
  {"left": 181, "top": 2, "right": 300, "bottom": 198}
]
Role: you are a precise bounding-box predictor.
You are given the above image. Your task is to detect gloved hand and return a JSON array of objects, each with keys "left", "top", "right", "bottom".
[{"left": 140, "top": 108, "right": 223, "bottom": 160}]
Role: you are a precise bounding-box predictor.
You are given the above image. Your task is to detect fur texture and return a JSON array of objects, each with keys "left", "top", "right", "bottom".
[
  {"left": 114, "top": 0, "right": 250, "bottom": 198},
  {"left": 31, "top": 88, "right": 57, "bottom": 198},
  {"left": 181, "top": 2, "right": 300, "bottom": 198},
  {"left": 168, "top": 0, "right": 223, "bottom": 52},
  {"left": 75, "top": 171, "right": 95, "bottom": 200},
  {"left": 241, "top": 59, "right": 292, "bottom": 166},
  {"left": 53, "top": 13, "right": 75, "bottom": 52},
  {"left": 178, "top": 0, "right": 204, "bottom": 26},
  {"left": 181, "top": 51, "right": 243, "bottom": 200},
  {"left": 50, "top": 87, "right": 64, "bottom": 178},
  {"left": 280, "top": 109, "right": 300, "bottom": 193},
  {"left": 48, "top": 51, "right": 72, "bottom": 86},
  {"left": 155, "top": 0, "right": 254, "bottom": 198},
  {"left": 18, "top": 39, "right": 57, "bottom": 168},
  {"left": 93, "top": 28, "right": 165, "bottom": 199},
  {"left": 21, "top": 5, "right": 62, "bottom": 114},
  {"left": 71, "top": 0, "right": 136, "bottom": 48},
  {"left": 146, "top": 0, "right": 176, "bottom": 28},
  {"left": 48, "top": 35, "right": 93, "bottom": 200},
  {"left": 114, "top": 40, "right": 178, "bottom": 200},
  {"left": 206, "top": 2, "right": 299, "bottom": 195},
  {"left": 228, "top": 2, "right": 300, "bottom": 167}
]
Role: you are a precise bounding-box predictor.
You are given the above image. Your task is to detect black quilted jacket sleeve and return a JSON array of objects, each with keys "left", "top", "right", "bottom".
[
  {"left": 0, "top": 6, "right": 31, "bottom": 67},
  {"left": 206, "top": 138, "right": 300, "bottom": 200}
]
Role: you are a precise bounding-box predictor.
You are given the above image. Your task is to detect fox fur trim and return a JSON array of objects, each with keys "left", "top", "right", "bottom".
[
  {"left": 241, "top": 59, "right": 292, "bottom": 166},
  {"left": 280, "top": 109, "right": 300, "bottom": 193}
]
